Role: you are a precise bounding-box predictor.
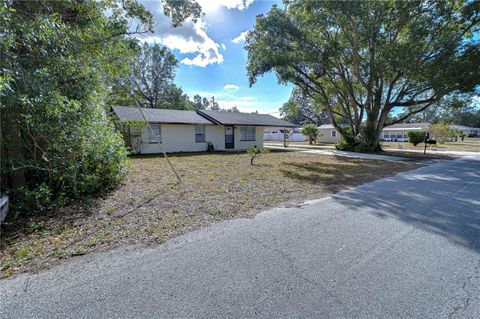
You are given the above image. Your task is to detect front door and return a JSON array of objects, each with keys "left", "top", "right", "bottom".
[{"left": 225, "top": 126, "right": 234, "bottom": 149}]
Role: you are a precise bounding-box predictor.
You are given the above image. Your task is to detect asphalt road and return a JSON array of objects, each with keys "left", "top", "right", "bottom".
[{"left": 1, "top": 157, "right": 480, "bottom": 318}]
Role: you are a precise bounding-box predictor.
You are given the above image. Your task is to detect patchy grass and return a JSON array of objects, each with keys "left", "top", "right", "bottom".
[
  {"left": 381, "top": 139, "right": 480, "bottom": 153},
  {"left": 265, "top": 141, "right": 336, "bottom": 150},
  {"left": 0, "top": 151, "right": 422, "bottom": 278}
]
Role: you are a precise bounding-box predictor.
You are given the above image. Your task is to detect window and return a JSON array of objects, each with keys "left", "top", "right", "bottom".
[
  {"left": 240, "top": 126, "right": 256, "bottom": 141},
  {"left": 148, "top": 124, "right": 161, "bottom": 143},
  {"left": 331, "top": 130, "right": 337, "bottom": 137},
  {"left": 195, "top": 125, "right": 206, "bottom": 143}
]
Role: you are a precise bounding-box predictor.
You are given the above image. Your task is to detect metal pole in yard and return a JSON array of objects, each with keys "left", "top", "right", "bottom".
[{"left": 283, "top": 127, "right": 287, "bottom": 148}]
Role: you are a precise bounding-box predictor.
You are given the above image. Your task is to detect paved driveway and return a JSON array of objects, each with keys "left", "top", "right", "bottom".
[{"left": 1, "top": 158, "right": 479, "bottom": 318}]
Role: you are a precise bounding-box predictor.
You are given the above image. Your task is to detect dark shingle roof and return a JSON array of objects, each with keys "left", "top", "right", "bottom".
[
  {"left": 111, "top": 106, "right": 213, "bottom": 125},
  {"left": 197, "top": 110, "right": 297, "bottom": 127}
]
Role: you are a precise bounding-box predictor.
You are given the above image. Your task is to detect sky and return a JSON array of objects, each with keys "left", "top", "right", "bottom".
[{"left": 137, "top": 0, "right": 290, "bottom": 117}]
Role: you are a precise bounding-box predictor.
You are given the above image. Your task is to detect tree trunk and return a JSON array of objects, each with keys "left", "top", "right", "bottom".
[{"left": 2, "top": 107, "right": 26, "bottom": 190}]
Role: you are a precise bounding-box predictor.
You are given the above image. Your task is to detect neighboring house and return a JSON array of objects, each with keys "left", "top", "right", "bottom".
[
  {"left": 381, "top": 123, "right": 430, "bottom": 142},
  {"left": 317, "top": 122, "right": 480, "bottom": 143},
  {"left": 264, "top": 127, "right": 308, "bottom": 142},
  {"left": 317, "top": 123, "right": 429, "bottom": 143},
  {"left": 450, "top": 125, "right": 480, "bottom": 137},
  {"left": 111, "top": 106, "right": 296, "bottom": 154},
  {"left": 317, "top": 124, "right": 341, "bottom": 143}
]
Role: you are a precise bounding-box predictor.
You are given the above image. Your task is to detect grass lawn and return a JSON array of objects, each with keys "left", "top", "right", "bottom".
[
  {"left": 0, "top": 151, "right": 422, "bottom": 279},
  {"left": 381, "top": 138, "right": 480, "bottom": 152},
  {"left": 265, "top": 140, "right": 337, "bottom": 150}
]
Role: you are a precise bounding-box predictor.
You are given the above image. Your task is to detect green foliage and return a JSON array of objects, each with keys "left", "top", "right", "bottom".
[
  {"left": 407, "top": 131, "right": 427, "bottom": 146},
  {"left": 247, "top": 146, "right": 269, "bottom": 165},
  {"left": 429, "top": 123, "right": 450, "bottom": 144},
  {"left": 280, "top": 87, "right": 329, "bottom": 126},
  {"left": 246, "top": 0, "right": 480, "bottom": 152},
  {"left": 301, "top": 124, "right": 320, "bottom": 144},
  {"left": 0, "top": 0, "right": 159, "bottom": 213},
  {"left": 109, "top": 42, "right": 193, "bottom": 110}
]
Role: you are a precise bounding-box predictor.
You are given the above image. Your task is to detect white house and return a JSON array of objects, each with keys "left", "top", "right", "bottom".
[
  {"left": 316, "top": 122, "right": 479, "bottom": 143},
  {"left": 317, "top": 124, "right": 341, "bottom": 143},
  {"left": 264, "top": 127, "right": 308, "bottom": 142},
  {"left": 450, "top": 125, "right": 480, "bottom": 137},
  {"left": 381, "top": 123, "right": 430, "bottom": 142},
  {"left": 317, "top": 123, "right": 430, "bottom": 143},
  {"left": 111, "top": 106, "right": 296, "bottom": 154}
]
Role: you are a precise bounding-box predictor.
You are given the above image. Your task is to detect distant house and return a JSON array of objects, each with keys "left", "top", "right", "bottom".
[
  {"left": 316, "top": 122, "right": 479, "bottom": 143},
  {"left": 264, "top": 127, "right": 308, "bottom": 142},
  {"left": 317, "top": 124, "right": 341, "bottom": 143},
  {"left": 450, "top": 125, "right": 480, "bottom": 137},
  {"left": 111, "top": 106, "right": 296, "bottom": 154},
  {"left": 381, "top": 123, "right": 430, "bottom": 142}
]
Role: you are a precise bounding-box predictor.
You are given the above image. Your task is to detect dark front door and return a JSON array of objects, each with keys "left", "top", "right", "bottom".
[{"left": 225, "top": 126, "right": 234, "bottom": 149}]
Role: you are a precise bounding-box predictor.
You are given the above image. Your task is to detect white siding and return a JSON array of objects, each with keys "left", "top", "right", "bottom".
[
  {"left": 234, "top": 126, "right": 264, "bottom": 150},
  {"left": 317, "top": 128, "right": 341, "bottom": 143},
  {"left": 131, "top": 124, "right": 265, "bottom": 154}
]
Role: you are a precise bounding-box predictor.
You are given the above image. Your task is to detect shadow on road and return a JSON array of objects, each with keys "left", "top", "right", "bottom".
[{"left": 332, "top": 161, "right": 480, "bottom": 252}]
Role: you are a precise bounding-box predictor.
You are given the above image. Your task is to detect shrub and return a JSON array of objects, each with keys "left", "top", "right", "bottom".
[
  {"left": 429, "top": 123, "right": 449, "bottom": 144},
  {"left": 247, "top": 146, "right": 269, "bottom": 165},
  {"left": 5, "top": 100, "right": 128, "bottom": 213},
  {"left": 301, "top": 124, "right": 320, "bottom": 144},
  {"left": 407, "top": 131, "right": 426, "bottom": 146}
]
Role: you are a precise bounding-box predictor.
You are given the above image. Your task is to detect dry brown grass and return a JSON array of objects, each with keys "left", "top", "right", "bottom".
[
  {"left": 381, "top": 139, "right": 480, "bottom": 152},
  {"left": 0, "top": 151, "right": 422, "bottom": 278}
]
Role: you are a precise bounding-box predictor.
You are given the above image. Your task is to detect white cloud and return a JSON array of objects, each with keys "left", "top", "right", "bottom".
[
  {"left": 221, "top": 43, "right": 227, "bottom": 50},
  {"left": 197, "top": 0, "right": 255, "bottom": 11},
  {"left": 232, "top": 31, "right": 248, "bottom": 44},
  {"left": 224, "top": 84, "right": 240, "bottom": 90},
  {"left": 138, "top": 1, "right": 223, "bottom": 67}
]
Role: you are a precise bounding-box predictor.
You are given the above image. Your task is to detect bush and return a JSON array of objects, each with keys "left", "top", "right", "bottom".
[
  {"left": 4, "top": 99, "right": 128, "bottom": 213},
  {"left": 407, "top": 131, "right": 426, "bottom": 146},
  {"left": 429, "top": 123, "right": 449, "bottom": 144},
  {"left": 247, "top": 146, "right": 269, "bottom": 165},
  {"left": 301, "top": 124, "right": 320, "bottom": 144}
]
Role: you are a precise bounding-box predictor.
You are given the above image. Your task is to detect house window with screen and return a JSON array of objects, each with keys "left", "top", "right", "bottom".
[
  {"left": 240, "top": 126, "right": 256, "bottom": 141},
  {"left": 148, "top": 124, "right": 161, "bottom": 143},
  {"left": 331, "top": 130, "right": 337, "bottom": 137},
  {"left": 195, "top": 125, "right": 206, "bottom": 143}
]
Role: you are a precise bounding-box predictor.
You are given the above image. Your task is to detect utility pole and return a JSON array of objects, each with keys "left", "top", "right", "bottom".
[{"left": 283, "top": 127, "right": 287, "bottom": 148}]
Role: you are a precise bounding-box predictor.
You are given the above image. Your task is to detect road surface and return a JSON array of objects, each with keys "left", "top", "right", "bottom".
[{"left": 1, "top": 157, "right": 480, "bottom": 318}]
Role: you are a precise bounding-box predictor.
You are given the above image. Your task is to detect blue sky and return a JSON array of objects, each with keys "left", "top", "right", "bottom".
[{"left": 138, "top": 0, "right": 291, "bottom": 116}]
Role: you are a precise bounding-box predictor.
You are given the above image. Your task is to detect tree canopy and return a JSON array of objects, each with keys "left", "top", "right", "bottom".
[
  {"left": 0, "top": 0, "right": 202, "bottom": 212},
  {"left": 109, "top": 42, "right": 193, "bottom": 110},
  {"left": 246, "top": 0, "right": 480, "bottom": 151}
]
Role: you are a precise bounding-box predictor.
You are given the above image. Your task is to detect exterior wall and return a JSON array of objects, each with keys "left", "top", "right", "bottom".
[
  {"left": 264, "top": 127, "right": 307, "bottom": 142},
  {"left": 131, "top": 124, "right": 265, "bottom": 154},
  {"left": 317, "top": 128, "right": 341, "bottom": 143},
  {"left": 382, "top": 129, "right": 408, "bottom": 142},
  {"left": 233, "top": 126, "right": 265, "bottom": 150}
]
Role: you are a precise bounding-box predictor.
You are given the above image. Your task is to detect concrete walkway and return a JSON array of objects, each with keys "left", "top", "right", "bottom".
[{"left": 266, "top": 145, "right": 409, "bottom": 161}]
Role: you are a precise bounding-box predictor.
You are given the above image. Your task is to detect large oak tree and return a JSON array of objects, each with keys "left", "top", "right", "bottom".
[{"left": 246, "top": 0, "right": 480, "bottom": 151}]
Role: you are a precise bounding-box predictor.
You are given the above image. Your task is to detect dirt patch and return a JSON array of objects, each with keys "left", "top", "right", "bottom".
[{"left": 0, "top": 151, "right": 422, "bottom": 278}]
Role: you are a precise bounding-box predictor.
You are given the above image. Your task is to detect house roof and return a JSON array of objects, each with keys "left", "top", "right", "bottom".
[
  {"left": 383, "top": 123, "right": 430, "bottom": 131},
  {"left": 318, "top": 124, "right": 336, "bottom": 129},
  {"left": 111, "top": 106, "right": 297, "bottom": 127},
  {"left": 197, "top": 110, "right": 297, "bottom": 127},
  {"left": 450, "top": 124, "right": 480, "bottom": 131},
  {"left": 111, "top": 106, "right": 213, "bottom": 125}
]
